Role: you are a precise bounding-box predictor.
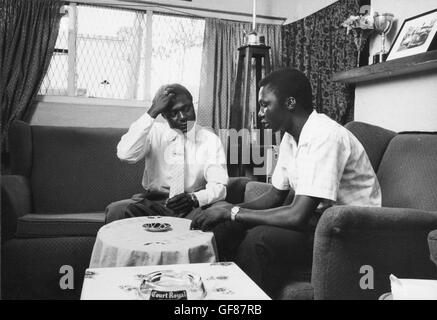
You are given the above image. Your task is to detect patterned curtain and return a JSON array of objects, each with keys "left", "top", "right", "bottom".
[
  {"left": 282, "top": 0, "right": 359, "bottom": 124},
  {"left": 197, "top": 18, "right": 282, "bottom": 131},
  {"left": 0, "top": 0, "right": 61, "bottom": 163}
]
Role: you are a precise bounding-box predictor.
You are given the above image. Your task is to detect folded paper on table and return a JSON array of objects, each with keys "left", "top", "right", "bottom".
[{"left": 390, "top": 274, "right": 437, "bottom": 300}]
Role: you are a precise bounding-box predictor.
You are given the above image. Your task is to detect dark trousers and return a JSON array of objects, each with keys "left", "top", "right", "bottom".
[
  {"left": 105, "top": 191, "right": 209, "bottom": 223},
  {"left": 106, "top": 191, "right": 180, "bottom": 223},
  {"left": 213, "top": 220, "right": 313, "bottom": 297}
]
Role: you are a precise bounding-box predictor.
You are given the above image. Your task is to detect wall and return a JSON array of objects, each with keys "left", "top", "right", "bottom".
[{"left": 354, "top": 0, "right": 437, "bottom": 132}]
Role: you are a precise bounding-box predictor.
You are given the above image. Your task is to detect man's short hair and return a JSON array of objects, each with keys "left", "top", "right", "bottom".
[
  {"left": 168, "top": 83, "right": 193, "bottom": 101},
  {"left": 259, "top": 68, "right": 313, "bottom": 110}
]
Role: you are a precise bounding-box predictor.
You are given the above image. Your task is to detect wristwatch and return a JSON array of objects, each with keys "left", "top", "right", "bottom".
[{"left": 230, "top": 206, "right": 240, "bottom": 221}]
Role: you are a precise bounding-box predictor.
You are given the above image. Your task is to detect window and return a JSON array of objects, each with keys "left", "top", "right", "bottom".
[
  {"left": 39, "top": 4, "right": 205, "bottom": 105},
  {"left": 151, "top": 14, "right": 205, "bottom": 105}
]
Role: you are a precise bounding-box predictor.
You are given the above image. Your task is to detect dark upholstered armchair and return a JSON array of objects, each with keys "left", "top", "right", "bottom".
[
  {"left": 222, "top": 122, "right": 437, "bottom": 300},
  {"left": 311, "top": 122, "right": 437, "bottom": 300}
]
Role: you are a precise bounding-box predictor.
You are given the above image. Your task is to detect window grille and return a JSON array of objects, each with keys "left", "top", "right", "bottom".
[{"left": 39, "top": 4, "right": 205, "bottom": 104}]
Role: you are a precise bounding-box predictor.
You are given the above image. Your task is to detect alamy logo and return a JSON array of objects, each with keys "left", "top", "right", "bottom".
[
  {"left": 359, "top": 265, "right": 374, "bottom": 290},
  {"left": 59, "top": 265, "right": 74, "bottom": 290}
]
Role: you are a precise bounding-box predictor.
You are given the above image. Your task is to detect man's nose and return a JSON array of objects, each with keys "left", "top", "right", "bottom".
[
  {"left": 258, "top": 106, "right": 265, "bottom": 118},
  {"left": 178, "top": 111, "right": 187, "bottom": 121}
]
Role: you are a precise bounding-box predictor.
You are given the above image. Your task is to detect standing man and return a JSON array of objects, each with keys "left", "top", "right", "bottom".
[
  {"left": 106, "top": 84, "right": 228, "bottom": 222},
  {"left": 191, "top": 69, "right": 381, "bottom": 295}
]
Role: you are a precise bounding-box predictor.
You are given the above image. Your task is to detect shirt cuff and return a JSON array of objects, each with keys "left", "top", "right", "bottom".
[
  {"left": 194, "top": 185, "right": 226, "bottom": 208},
  {"left": 271, "top": 175, "right": 290, "bottom": 191},
  {"left": 194, "top": 190, "right": 209, "bottom": 207},
  {"left": 295, "top": 186, "right": 337, "bottom": 202}
]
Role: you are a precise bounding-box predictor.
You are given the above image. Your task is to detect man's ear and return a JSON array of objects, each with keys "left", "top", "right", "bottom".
[{"left": 285, "top": 97, "right": 297, "bottom": 111}]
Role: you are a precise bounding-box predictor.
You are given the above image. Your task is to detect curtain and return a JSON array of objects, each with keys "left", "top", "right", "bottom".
[
  {"left": 282, "top": 0, "right": 359, "bottom": 124},
  {"left": 0, "top": 0, "right": 61, "bottom": 157},
  {"left": 197, "top": 18, "right": 282, "bottom": 131}
]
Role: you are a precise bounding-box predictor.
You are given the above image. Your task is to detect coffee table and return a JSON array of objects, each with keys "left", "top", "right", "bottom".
[
  {"left": 89, "top": 216, "right": 217, "bottom": 268},
  {"left": 80, "top": 262, "right": 271, "bottom": 300}
]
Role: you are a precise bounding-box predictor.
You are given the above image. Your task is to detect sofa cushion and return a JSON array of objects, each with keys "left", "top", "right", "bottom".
[
  {"left": 377, "top": 133, "right": 437, "bottom": 211},
  {"left": 429, "top": 230, "right": 437, "bottom": 268},
  {"left": 28, "top": 124, "right": 144, "bottom": 213},
  {"left": 16, "top": 213, "right": 105, "bottom": 238},
  {"left": 244, "top": 181, "right": 272, "bottom": 202}
]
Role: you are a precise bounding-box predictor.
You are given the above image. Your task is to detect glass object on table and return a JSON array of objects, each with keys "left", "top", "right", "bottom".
[{"left": 139, "top": 270, "right": 206, "bottom": 300}]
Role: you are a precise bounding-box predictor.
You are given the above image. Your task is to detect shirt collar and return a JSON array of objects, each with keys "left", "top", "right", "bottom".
[
  {"left": 284, "top": 109, "right": 318, "bottom": 147},
  {"left": 164, "top": 122, "right": 200, "bottom": 143}
]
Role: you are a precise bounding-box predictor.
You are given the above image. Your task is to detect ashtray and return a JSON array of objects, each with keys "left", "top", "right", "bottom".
[
  {"left": 139, "top": 270, "right": 206, "bottom": 300},
  {"left": 142, "top": 222, "right": 172, "bottom": 232}
]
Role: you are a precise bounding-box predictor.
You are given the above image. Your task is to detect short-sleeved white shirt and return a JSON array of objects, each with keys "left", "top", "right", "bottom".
[{"left": 272, "top": 110, "right": 381, "bottom": 207}]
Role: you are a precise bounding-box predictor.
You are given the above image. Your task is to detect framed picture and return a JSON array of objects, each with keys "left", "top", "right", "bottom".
[{"left": 387, "top": 9, "right": 437, "bottom": 61}]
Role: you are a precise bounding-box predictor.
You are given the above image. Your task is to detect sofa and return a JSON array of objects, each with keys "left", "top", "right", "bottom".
[
  {"left": 0, "top": 120, "right": 249, "bottom": 299},
  {"left": 2, "top": 120, "right": 437, "bottom": 300}
]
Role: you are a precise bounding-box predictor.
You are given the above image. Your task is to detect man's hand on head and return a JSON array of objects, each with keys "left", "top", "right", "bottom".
[
  {"left": 147, "top": 85, "right": 175, "bottom": 119},
  {"left": 166, "top": 193, "right": 199, "bottom": 217}
]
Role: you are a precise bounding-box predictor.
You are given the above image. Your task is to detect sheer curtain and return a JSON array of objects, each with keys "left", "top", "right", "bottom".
[
  {"left": 282, "top": 0, "right": 359, "bottom": 124},
  {"left": 197, "top": 18, "right": 282, "bottom": 131},
  {"left": 0, "top": 0, "right": 61, "bottom": 167}
]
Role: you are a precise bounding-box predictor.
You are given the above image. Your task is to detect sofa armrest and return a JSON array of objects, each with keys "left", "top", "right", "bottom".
[
  {"left": 312, "top": 206, "right": 437, "bottom": 300},
  {"left": 244, "top": 181, "right": 272, "bottom": 202},
  {"left": 429, "top": 230, "right": 437, "bottom": 268},
  {"left": 1, "top": 175, "right": 32, "bottom": 242},
  {"left": 225, "top": 177, "right": 251, "bottom": 204}
]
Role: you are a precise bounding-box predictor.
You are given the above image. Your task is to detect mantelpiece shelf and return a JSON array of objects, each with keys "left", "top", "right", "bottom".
[{"left": 333, "top": 50, "right": 437, "bottom": 84}]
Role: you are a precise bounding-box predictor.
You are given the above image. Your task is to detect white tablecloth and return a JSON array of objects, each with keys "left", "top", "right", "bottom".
[
  {"left": 81, "top": 262, "right": 271, "bottom": 300},
  {"left": 89, "top": 217, "right": 217, "bottom": 268}
]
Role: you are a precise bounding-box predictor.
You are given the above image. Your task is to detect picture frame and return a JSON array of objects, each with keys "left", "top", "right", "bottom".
[{"left": 387, "top": 8, "right": 437, "bottom": 61}]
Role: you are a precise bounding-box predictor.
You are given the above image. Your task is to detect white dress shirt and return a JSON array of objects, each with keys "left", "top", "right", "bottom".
[
  {"left": 272, "top": 110, "right": 381, "bottom": 208},
  {"left": 117, "top": 113, "right": 228, "bottom": 207}
]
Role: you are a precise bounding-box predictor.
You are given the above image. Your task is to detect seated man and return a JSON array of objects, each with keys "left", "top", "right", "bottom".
[
  {"left": 106, "top": 84, "right": 228, "bottom": 223},
  {"left": 191, "top": 68, "right": 381, "bottom": 295}
]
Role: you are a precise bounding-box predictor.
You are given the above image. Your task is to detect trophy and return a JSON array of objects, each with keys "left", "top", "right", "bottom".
[{"left": 373, "top": 13, "right": 395, "bottom": 63}]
